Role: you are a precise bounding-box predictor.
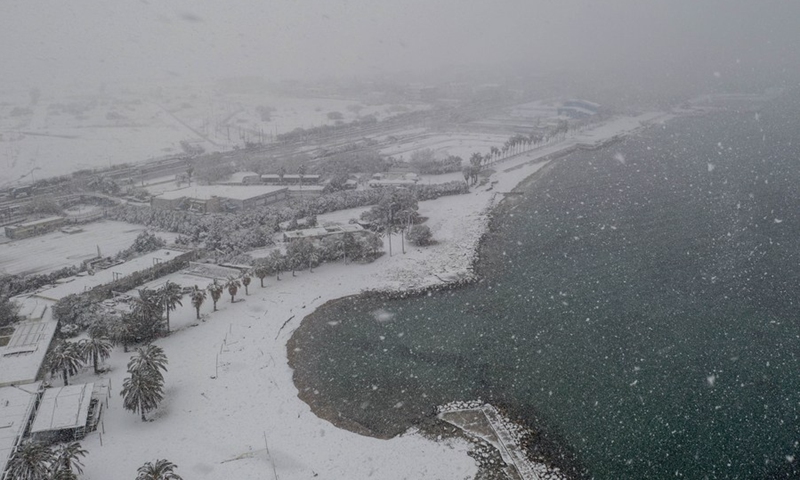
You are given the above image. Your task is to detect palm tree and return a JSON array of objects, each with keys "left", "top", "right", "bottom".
[
  {"left": 190, "top": 285, "right": 206, "bottom": 320},
  {"left": 268, "top": 250, "right": 284, "bottom": 280},
  {"left": 490, "top": 146, "right": 500, "bottom": 162},
  {"left": 6, "top": 440, "right": 53, "bottom": 480},
  {"left": 241, "top": 274, "right": 251, "bottom": 295},
  {"left": 109, "top": 314, "right": 137, "bottom": 353},
  {"left": 51, "top": 442, "right": 88, "bottom": 479},
  {"left": 79, "top": 333, "right": 113, "bottom": 375},
  {"left": 155, "top": 281, "right": 183, "bottom": 333},
  {"left": 253, "top": 263, "right": 269, "bottom": 287},
  {"left": 225, "top": 277, "right": 241, "bottom": 303},
  {"left": 136, "top": 459, "right": 183, "bottom": 480},
  {"left": 48, "top": 340, "right": 83, "bottom": 386},
  {"left": 207, "top": 282, "right": 223, "bottom": 311},
  {"left": 308, "top": 248, "right": 320, "bottom": 272},
  {"left": 131, "top": 288, "right": 165, "bottom": 341},
  {"left": 122, "top": 344, "right": 168, "bottom": 421},
  {"left": 128, "top": 344, "right": 168, "bottom": 382},
  {"left": 121, "top": 368, "right": 164, "bottom": 422},
  {"left": 297, "top": 164, "right": 307, "bottom": 188}
]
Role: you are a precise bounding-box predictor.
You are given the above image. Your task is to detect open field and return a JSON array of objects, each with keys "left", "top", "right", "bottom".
[
  {"left": 0, "top": 85, "right": 430, "bottom": 187},
  {"left": 0, "top": 220, "right": 179, "bottom": 276}
]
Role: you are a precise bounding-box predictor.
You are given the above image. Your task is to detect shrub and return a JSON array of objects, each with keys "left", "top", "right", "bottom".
[{"left": 407, "top": 225, "right": 433, "bottom": 246}]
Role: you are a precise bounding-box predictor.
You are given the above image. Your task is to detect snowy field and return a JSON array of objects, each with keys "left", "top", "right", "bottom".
[
  {"left": 0, "top": 220, "right": 178, "bottom": 276},
  {"left": 379, "top": 132, "right": 510, "bottom": 161},
  {"left": 0, "top": 85, "right": 429, "bottom": 187}
]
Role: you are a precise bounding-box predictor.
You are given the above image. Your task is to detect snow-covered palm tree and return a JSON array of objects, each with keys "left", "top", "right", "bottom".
[
  {"left": 121, "top": 368, "right": 164, "bottom": 422},
  {"left": 136, "top": 459, "right": 183, "bottom": 480},
  {"left": 50, "top": 442, "right": 87, "bottom": 479},
  {"left": 190, "top": 285, "right": 206, "bottom": 320},
  {"left": 6, "top": 440, "right": 52, "bottom": 480},
  {"left": 79, "top": 333, "right": 113, "bottom": 374},
  {"left": 253, "top": 263, "right": 269, "bottom": 287},
  {"left": 207, "top": 282, "right": 223, "bottom": 311},
  {"left": 128, "top": 344, "right": 168, "bottom": 382},
  {"left": 47, "top": 340, "right": 83, "bottom": 386},
  {"left": 224, "top": 277, "right": 241, "bottom": 303},
  {"left": 155, "top": 281, "right": 183, "bottom": 333},
  {"left": 241, "top": 274, "right": 251, "bottom": 295}
]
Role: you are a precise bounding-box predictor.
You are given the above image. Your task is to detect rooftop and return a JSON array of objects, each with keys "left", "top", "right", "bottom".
[
  {"left": 156, "top": 185, "right": 287, "bottom": 201},
  {"left": 31, "top": 383, "right": 94, "bottom": 434},
  {"left": 0, "top": 322, "right": 57, "bottom": 387},
  {"left": 0, "top": 383, "right": 41, "bottom": 478},
  {"left": 10, "top": 216, "right": 65, "bottom": 228}
]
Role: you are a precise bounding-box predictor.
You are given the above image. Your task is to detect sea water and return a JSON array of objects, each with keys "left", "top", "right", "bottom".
[{"left": 290, "top": 95, "right": 800, "bottom": 479}]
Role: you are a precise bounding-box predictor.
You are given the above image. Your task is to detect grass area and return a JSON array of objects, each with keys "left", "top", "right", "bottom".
[{"left": 0, "top": 337, "right": 10, "bottom": 347}]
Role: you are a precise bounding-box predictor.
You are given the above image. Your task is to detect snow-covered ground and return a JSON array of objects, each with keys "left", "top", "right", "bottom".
[
  {"left": 0, "top": 221, "right": 178, "bottom": 276},
  {"left": 380, "top": 132, "right": 509, "bottom": 161},
  {"left": 56, "top": 112, "right": 668, "bottom": 480},
  {"left": 0, "top": 86, "right": 429, "bottom": 187}
]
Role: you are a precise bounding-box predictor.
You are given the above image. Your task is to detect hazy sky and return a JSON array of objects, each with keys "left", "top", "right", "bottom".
[{"left": 2, "top": 0, "right": 799, "bottom": 90}]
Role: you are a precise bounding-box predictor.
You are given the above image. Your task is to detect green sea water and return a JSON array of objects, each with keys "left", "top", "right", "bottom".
[{"left": 290, "top": 96, "right": 800, "bottom": 479}]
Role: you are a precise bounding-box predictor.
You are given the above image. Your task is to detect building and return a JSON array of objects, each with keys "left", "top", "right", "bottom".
[
  {"left": 557, "top": 99, "right": 601, "bottom": 118},
  {"left": 224, "top": 172, "right": 262, "bottom": 185},
  {"left": 282, "top": 224, "right": 364, "bottom": 243},
  {"left": 0, "top": 382, "right": 41, "bottom": 479},
  {"left": 4, "top": 216, "right": 66, "bottom": 240},
  {"left": 0, "top": 321, "right": 58, "bottom": 387},
  {"left": 261, "top": 174, "right": 320, "bottom": 185},
  {"left": 30, "top": 381, "right": 110, "bottom": 443},
  {"left": 152, "top": 185, "right": 289, "bottom": 213}
]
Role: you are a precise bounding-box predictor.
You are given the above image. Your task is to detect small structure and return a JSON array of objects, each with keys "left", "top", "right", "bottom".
[
  {"left": 151, "top": 185, "right": 288, "bottom": 213},
  {"left": 282, "top": 224, "right": 364, "bottom": 243},
  {"left": 287, "top": 185, "right": 325, "bottom": 198},
  {"left": 261, "top": 174, "right": 320, "bottom": 185},
  {"left": 30, "top": 381, "right": 109, "bottom": 443},
  {"left": 0, "top": 322, "right": 58, "bottom": 387},
  {"left": 4, "top": 217, "right": 66, "bottom": 240},
  {"left": 557, "top": 99, "right": 601, "bottom": 118},
  {"left": 224, "top": 172, "right": 261, "bottom": 185},
  {"left": 184, "top": 262, "right": 242, "bottom": 281},
  {"left": 0, "top": 382, "right": 41, "bottom": 480}
]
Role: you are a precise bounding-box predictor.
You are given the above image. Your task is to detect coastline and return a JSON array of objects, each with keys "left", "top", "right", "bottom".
[
  {"left": 287, "top": 112, "right": 676, "bottom": 472},
  {"left": 73, "top": 111, "right": 682, "bottom": 480}
]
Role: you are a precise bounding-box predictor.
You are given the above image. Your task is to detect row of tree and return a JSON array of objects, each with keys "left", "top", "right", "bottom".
[
  {"left": 8, "top": 440, "right": 181, "bottom": 480},
  {"left": 47, "top": 333, "right": 112, "bottom": 386},
  {"left": 462, "top": 121, "right": 574, "bottom": 185}
]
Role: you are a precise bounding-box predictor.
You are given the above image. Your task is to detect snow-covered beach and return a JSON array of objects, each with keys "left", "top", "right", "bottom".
[{"left": 63, "top": 113, "right": 668, "bottom": 480}]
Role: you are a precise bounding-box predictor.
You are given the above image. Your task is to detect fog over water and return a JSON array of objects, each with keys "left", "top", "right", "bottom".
[{"left": 2, "top": 1, "right": 799, "bottom": 90}]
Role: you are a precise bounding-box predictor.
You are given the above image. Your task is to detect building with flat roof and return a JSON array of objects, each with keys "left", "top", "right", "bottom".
[
  {"left": 4, "top": 216, "right": 66, "bottom": 240},
  {"left": 282, "top": 224, "right": 364, "bottom": 242},
  {"left": 224, "top": 172, "right": 262, "bottom": 185},
  {"left": 0, "top": 322, "right": 58, "bottom": 387},
  {"left": 152, "top": 185, "right": 288, "bottom": 213},
  {"left": 30, "top": 381, "right": 109, "bottom": 443},
  {"left": 261, "top": 174, "right": 320, "bottom": 185},
  {"left": 0, "top": 382, "right": 41, "bottom": 480}
]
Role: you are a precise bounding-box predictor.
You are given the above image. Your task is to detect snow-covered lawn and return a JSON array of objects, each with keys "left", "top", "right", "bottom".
[
  {"left": 380, "top": 132, "right": 509, "bottom": 161},
  {"left": 0, "top": 220, "right": 178, "bottom": 276}
]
